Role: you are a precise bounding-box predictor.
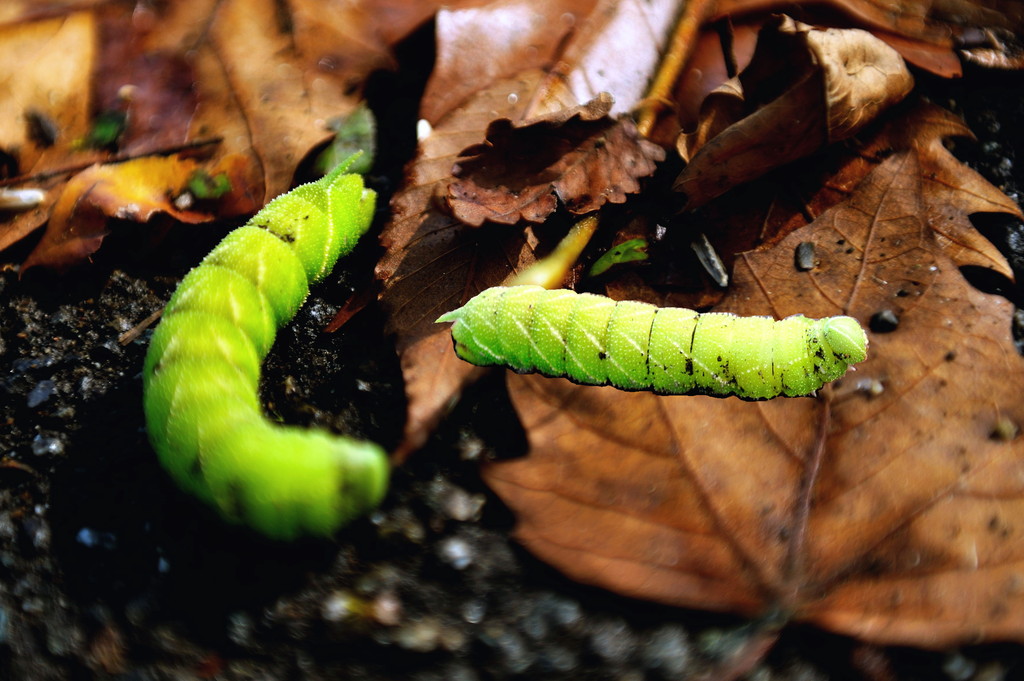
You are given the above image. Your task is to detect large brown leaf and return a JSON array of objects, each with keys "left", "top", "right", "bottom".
[
  {"left": 483, "top": 151, "right": 1024, "bottom": 648},
  {"left": 142, "top": 0, "right": 383, "bottom": 206},
  {"left": 420, "top": 0, "right": 682, "bottom": 124}
]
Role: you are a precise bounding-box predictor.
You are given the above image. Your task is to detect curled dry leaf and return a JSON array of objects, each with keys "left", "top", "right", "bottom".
[
  {"left": 21, "top": 156, "right": 212, "bottom": 272},
  {"left": 711, "top": 0, "right": 1024, "bottom": 76},
  {"left": 675, "top": 16, "right": 913, "bottom": 210},
  {"left": 447, "top": 94, "right": 665, "bottom": 226},
  {"left": 484, "top": 152, "right": 1024, "bottom": 648}
]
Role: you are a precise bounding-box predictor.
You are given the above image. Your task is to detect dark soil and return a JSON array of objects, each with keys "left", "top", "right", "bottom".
[{"left": 1, "top": 65, "right": 1023, "bottom": 681}]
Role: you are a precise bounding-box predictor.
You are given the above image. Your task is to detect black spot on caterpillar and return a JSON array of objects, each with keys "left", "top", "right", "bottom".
[
  {"left": 437, "top": 285, "right": 868, "bottom": 400},
  {"left": 143, "top": 160, "right": 388, "bottom": 539}
]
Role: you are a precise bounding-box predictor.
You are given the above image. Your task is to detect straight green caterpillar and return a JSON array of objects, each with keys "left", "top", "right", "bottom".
[
  {"left": 437, "top": 285, "right": 868, "bottom": 400},
  {"left": 143, "top": 161, "right": 388, "bottom": 539}
]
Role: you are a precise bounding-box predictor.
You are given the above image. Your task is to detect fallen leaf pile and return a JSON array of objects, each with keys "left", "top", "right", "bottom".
[
  {"left": 3, "top": 0, "right": 1023, "bottom": 658},
  {"left": 0, "top": 0, "right": 470, "bottom": 267}
]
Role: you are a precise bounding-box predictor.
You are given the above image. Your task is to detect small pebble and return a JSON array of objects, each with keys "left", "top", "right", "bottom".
[
  {"left": 439, "top": 536, "right": 474, "bottom": 570},
  {"left": 441, "top": 486, "right": 485, "bottom": 522},
  {"left": 395, "top": 617, "right": 442, "bottom": 653},
  {"left": 31, "top": 433, "right": 65, "bottom": 457},
  {"left": 226, "top": 611, "right": 254, "bottom": 647},
  {"left": 461, "top": 599, "right": 486, "bottom": 625},
  {"left": 794, "top": 242, "right": 818, "bottom": 271},
  {"left": 942, "top": 651, "right": 976, "bottom": 681},
  {"left": 75, "top": 528, "right": 118, "bottom": 550},
  {"left": 640, "top": 624, "right": 691, "bottom": 677},
  {"left": 24, "top": 517, "right": 49, "bottom": 550},
  {"left": 27, "top": 379, "right": 55, "bottom": 407},
  {"left": 11, "top": 355, "right": 55, "bottom": 374},
  {"left": 590, "top": 618, "right": 634, "bottom": 664},
  {"left": 372, "top": 591, "right": 403, "bottom": 626},
  {"left": 321, "top": 591, "right": 357, "bottom": 623},
  {"left": 494, "top": 629, "right": 533, "bottom": 674},
  {"left": 457, "top": 433, "right": 485, "bottom": 461},
  {"left": 549, "top": 596, "right": 581, "bottom": 628},
  {"left": 520, "top": 608, "right": 549, "bottom": 640}
]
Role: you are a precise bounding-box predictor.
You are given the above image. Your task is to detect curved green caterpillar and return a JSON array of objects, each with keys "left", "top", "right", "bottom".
[
  {"left": 437, "top": 285, "right": 867, "bottom": 400},
  {"left": 142, "top": 162, "right": 388, "bottom": 539}
]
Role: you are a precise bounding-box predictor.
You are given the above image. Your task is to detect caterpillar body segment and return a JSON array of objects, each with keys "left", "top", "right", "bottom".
[
  {"left": 437, "top": 285, "right": 868, "bottom": 400},
  {"left": 143, "top": 164, "right": 389, "bottom": 539}
]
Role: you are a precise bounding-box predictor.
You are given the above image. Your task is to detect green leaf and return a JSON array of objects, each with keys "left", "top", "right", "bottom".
[
  {"left": 314, "top": 104, "right": 376, "bottom": 176},
  {"left": 587, "top": 238, "right": 648, "bottom": 277}
]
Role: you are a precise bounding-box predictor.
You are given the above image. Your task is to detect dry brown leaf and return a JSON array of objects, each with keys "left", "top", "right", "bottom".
[
  {"left": 483, "top": 151, "right": 1024, "bottom": 648},
  {"left": 92, "top": 5, "right": 198, "bottom": 157},
  {"left": 0, "top": 9, "right": 103, "bottom": 258},
  {"left": 151, "top": 0, "right": 469, "bottom": 203},
  {"left": 712, "top": 0, "right": 1024, "bottom": 76},
  {"left": 378, "top": 0, "right": 680, "bottom": 458},
  {"left": 675, "top": 16, "right": 913, "bottom": 210},
  {"left": 422, "top": 0, "right": 681, "bottom": 125},
  {"left": 0, "top": 1, "right": 103, "bottom": 26},
  {"left": 447, "top": 94, "right": 664, "bottom": 226},
  {"left": 0, "top": 10, "right": 95, "bottom": 173},
  {"left": 821, "top": 101, "right": 1021, "bottom": 278},
  {"left": 376, "top": 69, "right": 567, "bottom": 460},
  {"left": 21, "top": 156, "right": 210, "bottom": 272},
  {"left": 143, "top": 0, "right": 374, "bottom": 205}
]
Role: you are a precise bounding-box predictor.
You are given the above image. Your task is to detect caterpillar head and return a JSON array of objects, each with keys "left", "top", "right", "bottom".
[
  {"left": 822, "top": 316, "right": 868, "bottom": 364},
  {"left": 807, "top": 315, "right": 868, "bottom": 386},
  {"left": 435, "top": 287, "right": 510, "bottom": 367}
]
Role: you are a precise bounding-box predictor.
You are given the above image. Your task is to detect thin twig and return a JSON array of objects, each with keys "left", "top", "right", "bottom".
[
  {"left": 119, "top": 307, "right": 163, "bottom": 346},
  {"left": 635, "top": 0, "right": 717, "bottom": 138},
  {"left": 0, "top": 137, "right": 223, "bottom": 188},
  {"left": 782, "top": 387, "right": 833, "bottom": 603}
]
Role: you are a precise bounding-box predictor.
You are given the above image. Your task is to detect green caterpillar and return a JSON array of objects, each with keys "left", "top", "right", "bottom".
[
  {"left": 143, "top": 161, "right": 389, "bottom": 539},
  {"left": 437, "top": 285, "right": 867, "bottom": 399}
]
